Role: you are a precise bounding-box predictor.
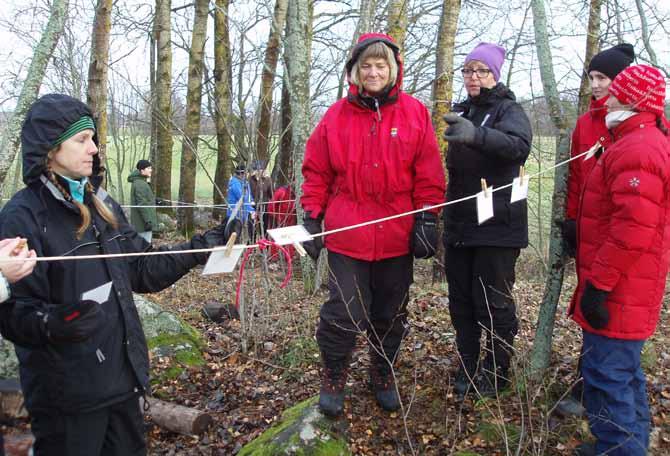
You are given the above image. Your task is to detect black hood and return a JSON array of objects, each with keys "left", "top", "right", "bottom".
[{"left": 21, "top": 93, "right": 100, "bottom": 184}]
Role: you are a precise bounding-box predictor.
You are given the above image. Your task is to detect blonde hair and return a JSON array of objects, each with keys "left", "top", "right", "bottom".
[
  {"left": 47, "top": 149, "right": 118, "bottom": 239},
  {"left": 349, "top": 42, "right": 398, "bottom": 92}
]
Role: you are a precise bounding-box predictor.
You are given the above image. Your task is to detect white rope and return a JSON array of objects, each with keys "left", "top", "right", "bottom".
[{"left": 0, "top": 148, "right": 589, "bottom": 264}]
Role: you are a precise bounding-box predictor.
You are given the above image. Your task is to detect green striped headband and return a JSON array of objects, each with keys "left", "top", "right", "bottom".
[{"left": 54, "top": 116, "right": 96, "bottom": 146}]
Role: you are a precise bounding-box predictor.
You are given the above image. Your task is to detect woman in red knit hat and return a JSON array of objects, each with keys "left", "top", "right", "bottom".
[{"left": 570, "top": 64, "right": 670, "bottom": 456}]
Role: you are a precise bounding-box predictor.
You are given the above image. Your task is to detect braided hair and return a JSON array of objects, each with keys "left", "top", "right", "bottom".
[{"left": 46, "top": 150, "right": 118, "bottom": 239}]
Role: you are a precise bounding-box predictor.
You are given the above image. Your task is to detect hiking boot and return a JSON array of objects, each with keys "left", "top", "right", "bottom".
[
  {"left": 475, "top": 366, "right": 510, "bottom": 398},
  {"left": 454, "top": 356, "right": 478, "bottom": 397},
  {"left": 369, "top": 360, "right": 401, "bottom": 411},
  {"left": 319, "top": 359, "right": 350, "bottom": 417}
]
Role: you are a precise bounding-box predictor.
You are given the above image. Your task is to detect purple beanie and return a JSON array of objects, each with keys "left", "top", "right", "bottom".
[{"left": 465, "top": 43, "right": 506, "bottom": 82}]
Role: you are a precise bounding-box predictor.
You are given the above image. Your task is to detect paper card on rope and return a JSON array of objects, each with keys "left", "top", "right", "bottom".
[
  {"left": 203, "top": 247, "right": 244, "bottom": 275},
  {"left": 82, "top": 281, "right": 113, "bottom": 304},
  {"left": 477, "top": 189, "right": 494, "bottom": 224},
  {"left": 267, "top": 225, "right": 313, "bottom": 246},
  {"left": 510, "top": 176, "right": 530, "bottom": 203}
]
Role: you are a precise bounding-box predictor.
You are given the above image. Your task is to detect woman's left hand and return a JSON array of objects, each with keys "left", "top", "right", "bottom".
[{"left": 0, "top": 238, "right": 37, "bottom": 284}]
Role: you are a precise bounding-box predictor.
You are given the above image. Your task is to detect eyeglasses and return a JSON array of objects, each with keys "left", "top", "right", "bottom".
[{"left": 461, "top": 68, "right": 492, "bottom": 78}]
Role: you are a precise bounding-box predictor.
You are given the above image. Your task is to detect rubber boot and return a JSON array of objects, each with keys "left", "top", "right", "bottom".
[{"left": 369, "top": 353, "right": 401, "bottom": 412}]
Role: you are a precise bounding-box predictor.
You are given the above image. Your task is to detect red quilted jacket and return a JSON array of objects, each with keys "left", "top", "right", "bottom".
[
  {"left": 566, "top": 96, "right": 612, "bottom": 220},
  {"left": 570, "top": 112, "right": 670, "bottom": 339},
  {"left": 301, "top": 34, "right": 445, "bottom": 261}
]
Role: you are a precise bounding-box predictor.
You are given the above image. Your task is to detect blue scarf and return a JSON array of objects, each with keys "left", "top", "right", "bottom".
[{"left": 61, "top": 175, "right": 89, "bottom": 203}]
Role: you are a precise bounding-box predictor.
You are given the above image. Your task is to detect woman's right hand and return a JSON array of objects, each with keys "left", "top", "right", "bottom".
[{"left": 0, "top": 237, "right": 37, "bottom": 284}]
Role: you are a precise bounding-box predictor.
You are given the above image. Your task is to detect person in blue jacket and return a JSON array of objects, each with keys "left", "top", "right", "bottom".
[{"left": 226, "top": 163, "right": 256, "bottom": 237}]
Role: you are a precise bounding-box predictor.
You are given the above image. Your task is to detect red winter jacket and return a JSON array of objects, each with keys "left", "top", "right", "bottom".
[
  {"left": 301, "top": 34, "right": 445, "bottom": 261},
  {"left": 569, "top": 112, "right": 670, "bottom": 339},
  {"left": 566, "top": 96, "right": 612, "bottom": 219}
]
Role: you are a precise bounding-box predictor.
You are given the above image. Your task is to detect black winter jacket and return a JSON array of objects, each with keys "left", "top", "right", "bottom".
[
  {"left": 443, "top": 83, "right": 532, "bottom": 248},
  {"left": 0, "top": 94, "right": 208, "bottom": 414}
]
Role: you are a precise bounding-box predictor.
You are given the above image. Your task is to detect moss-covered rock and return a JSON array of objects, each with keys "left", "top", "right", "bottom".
[
  {"left": 238, "top": 396, "right": 350, "bottom": 456},
  {"left": 0, "top": 338, "right": 19, "bottom": 379}
]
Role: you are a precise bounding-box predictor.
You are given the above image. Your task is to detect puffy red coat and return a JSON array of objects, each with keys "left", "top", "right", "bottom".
[
  {"left": 570, "top": 112, "right": 670, "bottom": 339},
  {"left": 301, "top": 34, "right": 445, "bottom": 261},
  {"left": 566, "top": 96, "right": 612, "bottom": 219}
]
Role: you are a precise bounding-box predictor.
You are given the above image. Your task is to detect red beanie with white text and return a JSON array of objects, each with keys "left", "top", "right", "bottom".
[{"left": 608, "top": 64, "right": 666, "bottom": 117}]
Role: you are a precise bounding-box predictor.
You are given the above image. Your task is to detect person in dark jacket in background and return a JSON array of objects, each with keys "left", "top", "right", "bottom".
[
  {"left": 0, "top": 94, "right": 238, "bottom": 456},
  {"left": 128, "top": 159, "right": 158, "bottom": 243},
  {"left": 442, "top": 43, "right": 532, "bottom": 398},
  {"left": 556, "top": 43, "right": 635, "bottom": 419},
  {"left": 301, "top": 33, "right": 445, "bottom": 417},
  {"left": 570, "top": 65, "right": 670, "bottom": 456}
]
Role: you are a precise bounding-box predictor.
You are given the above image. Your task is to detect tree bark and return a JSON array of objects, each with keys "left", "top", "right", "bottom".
[
  {"left": 86, "top": 0, "right": 113, "bottom": 174},
  {"left": 386, "top": 0, "right": 408, "bottom": 50},
  {"left": 336, "top": 0, "right": 377, "bottom": 100},
  {"left": 577, "top": 0, "right": 602, "bottom": 116},
  {"left": 0, "top": 0, "right": 69, "bottom": 186},
  {"left": 430, "top": 0, "right": 461, "bottom": 282},
  {"left": 153, "top": 0, "right": 174, "bottom": 204},
  {"left": 273, "top": 71, "right": 292, "bottom": 187},
  {"left": 255, "top": 0, "right": 289, "bottom": 164},
  {"left": 213, "top": 0, "right": 233, "bottom": 220},
  {"left": 177, "top": 0, "right": 209, "bottom": 233},
  {"left": 634, "top": 0, "right": 659, "bottom": 67},
  {"left": 285, "top": 0, "right": 314, "bottom": 292},
  {"left": 529, "top": 0, "right": 571, "bottom": 377}
]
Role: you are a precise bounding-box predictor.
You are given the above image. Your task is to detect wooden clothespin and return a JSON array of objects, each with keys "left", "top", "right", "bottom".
[
  {"left": 480, "top": 178, "right": 491, "bottom": 198},
  {"left": 519, "top": 166, "right": 525, "bottom": 180},
  {"left": 223, "top": 232, "right": 237, "bottom": 257},
  {"left": 294, "top": 242, "right": 307, "bottom": 257}
]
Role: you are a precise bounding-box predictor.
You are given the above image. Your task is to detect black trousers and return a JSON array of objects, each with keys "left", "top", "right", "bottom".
[
  {"left": 30, "top": 395, "right": 146, "bottom": 456},
  {"left": 317, "top": 252, "right": 413, "bottom": 363},
  {"left": 445, "top": 245, "right": 520, "bottom": 371}
]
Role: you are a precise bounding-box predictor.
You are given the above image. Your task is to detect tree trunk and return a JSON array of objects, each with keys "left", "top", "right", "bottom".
[
  {"left": 255, "top": 0, "right": 289, "bottom": 164},
  {"left": 149, "top": 29, "right": 158, "bottom": 179},
  {"left": 634, "top": 0, "right": 659, "bottom": 67},
  {"left": 336, "top": 0, "right": 377, "bottom": 100},
  {"left": 86, "top": 0, "right": 113, "bottom": 176},
  {"left": 386, "top": 0, "right": 408, "bottom": 50},
  {"left": 529, "top": 0, "right": 571, "bottom": 377},
  {"left": 142, "top": 397, "right": 213, "bottom": 435},
  {"left": 430, "top": 0, "right": 461, "bottom": 282},
  {"left": 0, "top": 0, "right": 69, "bottom": 186},
  {"left": 285, "top": 0, "right": 314, "bottom": 292},
  {"left": 213, "top": 0, "right": 233, "bottom": 220},
  {"left": 273, "top": 71, "right": 292, "bottom": 187},
  {"left": 177, "top": 0, "right": 209, "bottom": 233},
  {"left": 153, "top": 0, "right": 174, "bottom": 204},
  {"left": 577, "top": 0, "right": 602, "bottom": 116}
]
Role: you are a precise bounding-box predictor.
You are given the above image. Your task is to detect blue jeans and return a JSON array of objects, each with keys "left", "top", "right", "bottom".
[{"left": 581, "top": 331, "right": 649, "bottom": 455}]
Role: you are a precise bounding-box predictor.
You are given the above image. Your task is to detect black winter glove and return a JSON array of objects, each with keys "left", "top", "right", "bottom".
[
  {"left": 190, "top": 217, "right": 243, "bottom": 264},
  {"left": 580, "top": 281, "right": 610, "bottom": 329},
  {"left": 302, "top": 214, "right": 324, "bottom": 261},
  {"left": 144, "top": 221, "right": 153, "bottom": 232},
  {"left": 443, "top": 113, "right": 476, "bottom": 145},
  {"left": 411, "top": 212, "right": 438, "bottom": 259},
  {"left": 559, "top": 219, "right": 577, "bottom": 258},
  {"left": 46, "top": 300, "right": 106, "bottom": 344}
]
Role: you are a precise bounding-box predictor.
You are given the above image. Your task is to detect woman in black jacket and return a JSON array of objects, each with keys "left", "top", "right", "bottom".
[
  {"left": 0, "top": 94, "right": 236, "bottom": 455},
  {"left": 442, "top": 43, "right": 532, "bottom": 398}
]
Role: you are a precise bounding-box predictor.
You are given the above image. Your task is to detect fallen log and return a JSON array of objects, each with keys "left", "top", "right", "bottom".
[{"left": 141, "top": 396, "right": 213, "bottom": 435}]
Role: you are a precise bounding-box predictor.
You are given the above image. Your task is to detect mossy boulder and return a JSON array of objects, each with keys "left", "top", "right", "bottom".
[
  {"left": 0, "top": 338, "right": 19, "bottom": 379},
  {"left": 238, "top": 396, "right": 350, "bottom": 456}
]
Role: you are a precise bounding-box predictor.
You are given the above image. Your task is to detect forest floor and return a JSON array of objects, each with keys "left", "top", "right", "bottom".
[{"left": 139, "top": 240, "right": 670, "bottom": 455}]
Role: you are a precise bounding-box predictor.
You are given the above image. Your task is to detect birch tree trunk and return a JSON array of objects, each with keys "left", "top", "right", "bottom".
[
  {"left": 177, "top": 0, "right": 209, "bottom": 233},
  {"left": 577, "top": 0, "right": 602, "bottom": 116},
  {"left": 0, "top": 0, "right": 69, "bottom": 186},
  {"left": 387, "top": 0, "right": 408, "bottom": 50},
  {"left": 255, "top": 0, "right": 288, "bottom": 164},
  {"left": 213, "top": 0, "right": 233, "bottom": 220},
  {"left": 529, "top": 0, "right": 572, "bottom": 377},
  {"left": 634, "top": 0, "right": 659, "bottom": 68},
  {"left": 285, "top": 0, "right": 314, "bottom": 292},
  {"left": 431, "top": 0, "right": 461, "bottom": 282},
  {"left": 86, "top": 0, "right": 113, "bottom": 173},
  {"left": 153, "top": 0, "right": 174, "bottom": 203}
]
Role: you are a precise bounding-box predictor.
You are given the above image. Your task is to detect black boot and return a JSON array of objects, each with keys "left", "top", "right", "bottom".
[
  {"left": 454, "top": 355, "right": 478, "bottom": 398},
  {"left": 319, "top": 356, "right": 350, "bottom": 417},
  {"left": 369, "top": 355, "right": 401, "bottom": 412},
  {"left": 476, "top": 365, "right": 510, "bottom": 398}
]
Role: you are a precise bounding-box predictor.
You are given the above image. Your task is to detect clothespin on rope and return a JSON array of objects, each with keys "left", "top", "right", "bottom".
[
  {"left": 481, "top": 178, "right": 491, "bottom": 198},
  {"left": 223, "top": 232, "right": 237, "bottom": 258},
  {"left": 294, "top": 242, "right": 307, "bottom": 257},
  {"left": 519, "top": 166, "right": 525, "bottom": 180},
  {"left": 583, "top": 140, "right": 602, "bottom": 161}
]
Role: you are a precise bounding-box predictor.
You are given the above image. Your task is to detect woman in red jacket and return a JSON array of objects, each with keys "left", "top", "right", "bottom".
[
  {"left": 300, "top": 33, "right": 445, "bottom": 417},
  {"left": 571, "top": 65, "right": 670, "bottom": 456}
]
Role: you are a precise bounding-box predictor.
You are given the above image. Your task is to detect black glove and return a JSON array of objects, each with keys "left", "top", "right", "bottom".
[
  {"left": 302, "top": 213, "right": 324, "bottom": 261},
  {"left": 411, "top": 212, "right": 438, "bottom": 259},
  {"left": 443, "top": 113, "right": 476, "bottom": 144},
  {"left": 190, "top": 218, "right": 243, "bottom": 264},
  {"left": 155, "top": 198, "right": 165, "bottom": 206},
  {"left": 144, "top": 221, "right": 153, "bottom": 232},
  {"left": 46, "top": 300, "right": 106, "bottom": 344},
  {"left": 580, "top": 281, "right": 610, "bottom": 329},
  {"left": 559, "top": 219, "right": 577, "bottom": 257}
]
